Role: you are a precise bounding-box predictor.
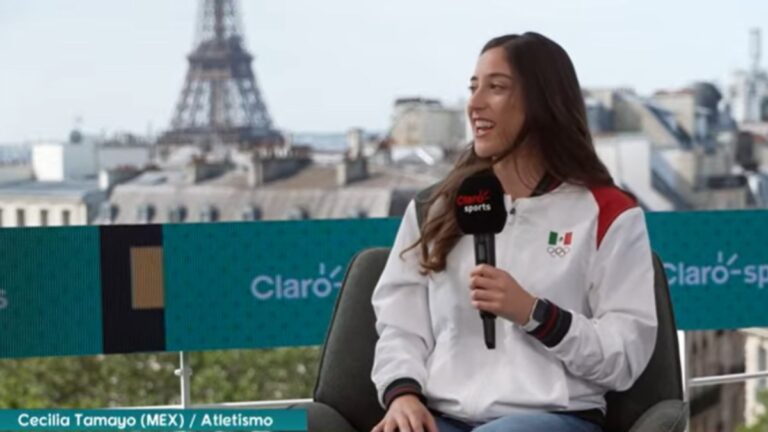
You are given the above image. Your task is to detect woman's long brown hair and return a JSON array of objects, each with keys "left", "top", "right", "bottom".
[{"left": 403, "top": 32, "right": 615, "bottom": 274}]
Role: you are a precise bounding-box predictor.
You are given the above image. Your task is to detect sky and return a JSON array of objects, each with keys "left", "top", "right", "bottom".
[{"left": 0, "top": 0, "right": 766, "bottom": 143}]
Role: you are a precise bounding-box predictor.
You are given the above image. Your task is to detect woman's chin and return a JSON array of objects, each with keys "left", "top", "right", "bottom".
[{"left": 473, "top": 142, "right": 499, "bottom": 159}]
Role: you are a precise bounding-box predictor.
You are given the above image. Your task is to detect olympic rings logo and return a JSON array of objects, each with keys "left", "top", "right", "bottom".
[{"left": 547, "top": 246, "right": 570, "bottom": 258}]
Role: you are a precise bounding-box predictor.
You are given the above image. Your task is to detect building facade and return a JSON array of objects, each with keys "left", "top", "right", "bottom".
[
  {"left": 0, "top": 180, "right": 104, "bottom": 227},
  {"left": 389, "top": 97, "right": 466, "bottom": 150}
]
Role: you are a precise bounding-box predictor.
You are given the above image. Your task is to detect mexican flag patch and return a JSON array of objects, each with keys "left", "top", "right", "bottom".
[{"left": 548, "top": 231, "right": 572, "bottom": 246}]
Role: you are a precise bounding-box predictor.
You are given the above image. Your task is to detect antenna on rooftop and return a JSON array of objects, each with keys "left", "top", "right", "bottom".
[{"left": 750, "top": 28, "right": 761, "bottom": 74}]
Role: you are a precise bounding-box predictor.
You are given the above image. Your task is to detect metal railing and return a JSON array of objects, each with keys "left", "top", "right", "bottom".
[
  {"left": 689, "top": 371, "right": 768, "bottom": 387},
  {"left": 164, "top": 335, "right": 767, "bottom": 409},
  {"left": 167, "top": 352, "right": 313, "bottom": 410}
]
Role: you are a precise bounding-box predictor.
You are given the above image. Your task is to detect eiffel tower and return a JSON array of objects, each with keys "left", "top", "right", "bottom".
[{"left": 158, "top": 0, "right": 282, "bottom": 150}]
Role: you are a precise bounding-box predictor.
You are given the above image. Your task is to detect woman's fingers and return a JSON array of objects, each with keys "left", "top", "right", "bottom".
[
  {"left": 377, "top": 396, "right": 435, "bottom": 432},
  {"left": 396, "top": 413, "right": 414, "bottom": 432},
  {"left": 469, "top": 275, "right": 498, "bottom": 290},
  {"left": 471, "top": 299, "right": 499, "bottom": 313},
  {"left": 383, "top": 416, "right": 399, "bottom": 432},
  {"left": 471, "top": 288, "right": 501, "bottom": 302},
  {"left": 371, "top": 420, "right": 384, "bottom": 432},
  {"left": 407, "top": 413, "right": 425, "bottom": 432},
  {"left": 424, "top": 412, "right": 439, "bottom": 432},
  {"left": 470, "top": 263, "right": 499, "bottom": 277}
]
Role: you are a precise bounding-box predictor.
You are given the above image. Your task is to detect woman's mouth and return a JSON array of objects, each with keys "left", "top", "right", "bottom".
[{"left": 473, "top": 119, "right": 496, "bottom": 137}]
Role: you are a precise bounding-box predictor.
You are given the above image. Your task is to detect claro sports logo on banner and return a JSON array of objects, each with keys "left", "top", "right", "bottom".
[
  {"left": 250, "top": 263, "right": 344, "bottom": 300},
  {"left": 664, "top": 251, "right": 768, "bottom": 289}
]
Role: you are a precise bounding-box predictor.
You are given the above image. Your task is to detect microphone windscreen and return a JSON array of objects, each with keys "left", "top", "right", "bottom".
[{"left": 455, "top": 170, "right": 507, "bottom": 235}]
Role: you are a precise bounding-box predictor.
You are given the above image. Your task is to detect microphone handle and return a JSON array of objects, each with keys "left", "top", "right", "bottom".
[
  {"left": 474, "top": 234, "right": 496, "bottom": 349},
  {"left": 474, "top": 233, "right": 496, "bottom": 267}
]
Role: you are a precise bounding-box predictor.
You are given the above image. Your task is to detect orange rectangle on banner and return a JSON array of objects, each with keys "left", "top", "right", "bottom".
[{"left": 130, "top": 246, "right": 165, "bottom": 309}]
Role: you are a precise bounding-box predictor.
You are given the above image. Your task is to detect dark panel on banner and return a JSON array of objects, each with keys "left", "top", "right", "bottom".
[{"left": 100, "top": 225, "right": 166, "bottom": 353}]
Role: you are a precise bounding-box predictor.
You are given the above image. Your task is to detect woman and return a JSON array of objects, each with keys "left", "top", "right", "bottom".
[{"left": 370, "top": 32, "right": 657, "bottom": 432}]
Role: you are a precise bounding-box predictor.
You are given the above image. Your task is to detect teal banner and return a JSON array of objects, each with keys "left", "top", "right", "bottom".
[
  {"left": 0, "top": 409, "right": 306, "bottom": 431},
  {"left": 0, "top": 211, "right": 767, "bottom": 359},
  {"left": 0, "top": 227, "right": 102, "bottom": 358},
  {"left": 646, "top": 211, "right": 768, "bottom": 330},
  {"left": 162, "top": 219, "right": 399, "bottom": 350}
]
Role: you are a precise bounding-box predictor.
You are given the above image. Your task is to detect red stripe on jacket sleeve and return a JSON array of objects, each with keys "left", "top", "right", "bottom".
[{"left": 590, "top": 186, "right": 637, "bottom": 249}]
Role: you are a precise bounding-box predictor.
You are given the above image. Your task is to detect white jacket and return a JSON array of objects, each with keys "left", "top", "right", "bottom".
[{"left": 371, "top": 182, "right": 657, "bottom": 423}]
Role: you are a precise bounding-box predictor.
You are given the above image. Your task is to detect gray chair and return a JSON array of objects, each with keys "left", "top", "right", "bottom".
[{"left": 302, "top": 248, "right": 687, "bottom": 432}]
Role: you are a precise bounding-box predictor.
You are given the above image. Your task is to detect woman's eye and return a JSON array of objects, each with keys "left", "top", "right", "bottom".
[
  {"left": 468, "top": 85, "right": 478, "bottom": 93},
  {"left": 490, "top": 84, "right": 505, "bottom": 91}
]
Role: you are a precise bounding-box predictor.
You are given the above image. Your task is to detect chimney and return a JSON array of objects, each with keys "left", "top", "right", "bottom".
[
  {"left": 99, "top": 167, "right": 141, "bottom": 193},
  {"left": 346, "top": 127, "right": 364, "bottom": 159},
  {"left": 185, "top": 157, "right": 229, "bottom": 184},
  {"left": 336, "top": 157, "right": 368, "bottom": 186},
  {"left": 336, "top": 127, "right": 370, "bottom": 186},
  {"left": 245, "top": 150, "right": 311, "bottom": 187},
  {"left": 246, "top": 154, "right": 265, "bottom": 187}
]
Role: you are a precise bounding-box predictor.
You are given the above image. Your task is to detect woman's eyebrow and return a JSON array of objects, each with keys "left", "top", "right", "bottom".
[{"left": 469, "top": 73, "right": 514, "bottom": 82}]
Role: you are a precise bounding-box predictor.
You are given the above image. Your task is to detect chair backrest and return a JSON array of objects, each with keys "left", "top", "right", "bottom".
[
  {"left": 313, "top": 248, "right": 389, "bottom": 432},
  {"left": 604, "top": 253, "right": 684, "bottom": 431},
  {"left": 313, "top": 248, "right": 683, "bottom": 432}
]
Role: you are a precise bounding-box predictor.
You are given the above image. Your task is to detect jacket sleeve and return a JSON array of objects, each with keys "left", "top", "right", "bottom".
[
  {"left": 530, "top": 207, "right": 657, "bottom": 391},
  {"left": 370, "top": 200, "right": 435, "bottom": 407}
]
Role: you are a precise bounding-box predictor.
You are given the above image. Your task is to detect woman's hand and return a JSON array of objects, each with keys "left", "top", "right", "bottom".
[
  {"left": 371, "top": 395, "right": 437, "bottom": 432},
  {"left": 469, "top": 264, "right": 536, "bottom": 325}
]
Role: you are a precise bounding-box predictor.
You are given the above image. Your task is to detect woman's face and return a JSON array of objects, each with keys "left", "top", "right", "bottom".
[{"left": 467, "top": 46, "right": 526, "bottom": 159}]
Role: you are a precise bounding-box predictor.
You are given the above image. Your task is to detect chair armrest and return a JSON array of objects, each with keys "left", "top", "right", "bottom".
[
  {"left": 290, "top": 401, "right": 360, "bottom": 432},
  {"left": 628, "top": 400, "right": 688, "bottom": 432}
]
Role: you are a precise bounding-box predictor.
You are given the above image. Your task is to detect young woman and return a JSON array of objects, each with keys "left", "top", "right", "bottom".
[{"left": 370, "top": 32, "right": 657, "bottom": 432}]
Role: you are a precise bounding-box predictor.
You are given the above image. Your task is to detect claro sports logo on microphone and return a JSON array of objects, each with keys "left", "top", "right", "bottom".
[
  {"left": 456, "top": 189, "right": 492, "bottom": 213},
  {"left": 250, "top": 263, "right": 343, "bottom": 301}
]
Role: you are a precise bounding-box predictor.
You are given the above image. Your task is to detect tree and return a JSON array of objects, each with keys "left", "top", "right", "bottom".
[
  {"left": 738, "top": 390, "right": 768, "bottom": 432},
  {"left": 0, "top": 347, "right": 321, "bottom": 408}
]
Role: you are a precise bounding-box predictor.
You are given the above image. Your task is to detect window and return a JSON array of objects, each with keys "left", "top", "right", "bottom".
[
  {"left": 62, "top": 210, "right": 71, "bottom": 226},
  {"left": 100, "top": 203, "right": 119, "bottom": 223},
  {"left": 199, "top": 205, "right": 219, "bottom": 222},
  {"left": 286, "top": 207, "right": 310, "bottom": 220},
  {"left": 16, "top": 209, "right": 25, "bottom": 227},
  {"left": 759, "top": 97, "right": 768, "bottom": 121},
  {"left": 347, "top": 208, "right": 368, "bottom": 219},
  {"left": 40, "top": 209, "right": 48, "bottom": 227},
  {"left": 241, "top": 206, "right": 262, "bottom": 221},
  {"left": 168, "top": 206, "right": 187, "bottom": 223},
  {"left": 137, "top": 204, "right": 156, "bottom": 224}
]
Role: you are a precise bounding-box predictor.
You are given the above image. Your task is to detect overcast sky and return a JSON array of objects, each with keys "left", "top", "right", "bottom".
[{"left": 0, "top": 0, "right": 765, "bottom": 143}]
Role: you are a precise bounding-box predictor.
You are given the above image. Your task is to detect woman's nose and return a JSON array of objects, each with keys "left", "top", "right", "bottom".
[{"left": 467, "top": 90, "right": 487, "bottom": 113}]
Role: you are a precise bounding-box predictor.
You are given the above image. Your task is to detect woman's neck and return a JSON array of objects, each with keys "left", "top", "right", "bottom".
[{"left": 492, "top": 150, "right": 545, "bottom": 199}]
